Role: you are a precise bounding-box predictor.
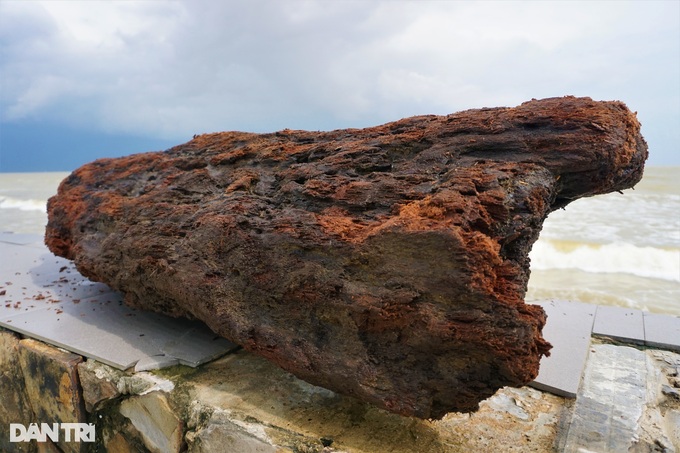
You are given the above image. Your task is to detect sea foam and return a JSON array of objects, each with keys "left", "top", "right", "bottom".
[
  {"left": 529, "top": 239, "right": 680, "bottom": 282},
  {"left": 0, "top": 196, "right": 47, "bottom": 212}
]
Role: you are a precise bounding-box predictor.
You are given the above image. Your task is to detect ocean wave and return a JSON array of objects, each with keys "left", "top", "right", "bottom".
[
  {"left": 539, "top": 191, "right": 680, "bottom": 249},
  {"left": 0, "top": 196, "right": 47, "bottom": 212},
  {"left": 526, "top": 267, "right": 680, "bottom": 315},
  {"left": 529, "top": 239, "right": 680, "bottom": 282}
]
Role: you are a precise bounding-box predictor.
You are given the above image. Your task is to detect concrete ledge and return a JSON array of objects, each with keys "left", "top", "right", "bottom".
[{"left": 2, "top": 327, "right": 678, "bottom": 452}]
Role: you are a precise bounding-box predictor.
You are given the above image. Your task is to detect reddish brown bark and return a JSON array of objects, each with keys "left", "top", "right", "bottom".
[{"left": 46, "top": 96, "right": 646, "bottom": 418}]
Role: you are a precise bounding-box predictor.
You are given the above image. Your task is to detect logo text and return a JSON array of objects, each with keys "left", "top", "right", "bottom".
[{"left": 10, "top": 423, "right": 95, "bottom": 443}]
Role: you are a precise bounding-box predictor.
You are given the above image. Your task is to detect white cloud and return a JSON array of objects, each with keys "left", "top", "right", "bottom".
[
  {"left": 1, "top": 0, "right": 678, "bottom": 164},
  {"left": 38, "top": 1, "right": 181, "bottom": 51}
]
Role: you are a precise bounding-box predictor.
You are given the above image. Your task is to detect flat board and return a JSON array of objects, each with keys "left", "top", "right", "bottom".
[{"left": 0, "top": 234, "right": 238, "bottom": 371}]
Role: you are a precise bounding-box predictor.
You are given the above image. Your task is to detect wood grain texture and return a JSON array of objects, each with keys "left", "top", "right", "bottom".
[{"left": 45, "top": 96, "right": 647, "bottom": 418}]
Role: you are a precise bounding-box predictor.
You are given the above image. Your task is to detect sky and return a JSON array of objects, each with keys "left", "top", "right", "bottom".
[{"left": 0, "top": 0, "right": 678, "bottom": 172}]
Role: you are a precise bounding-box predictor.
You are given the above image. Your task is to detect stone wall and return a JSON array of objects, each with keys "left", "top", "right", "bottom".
[
  {"left": 2, "top": 327, "right": 678, "bottom": 453},
  {"left": 1, "top": 327, "right": 568, "bottom": 452}
]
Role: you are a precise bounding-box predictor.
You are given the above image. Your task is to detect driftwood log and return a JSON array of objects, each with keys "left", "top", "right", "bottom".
[{"left": 46, "top": 96, "right": 647, "bottom": 418}]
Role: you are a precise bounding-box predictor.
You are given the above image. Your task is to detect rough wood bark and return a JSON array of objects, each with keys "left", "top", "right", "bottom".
[{"left": 45, "top": 96, "right": 647, "bottom": 418}]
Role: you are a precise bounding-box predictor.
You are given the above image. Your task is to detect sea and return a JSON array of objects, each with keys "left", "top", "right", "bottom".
[{"left": 1, "top": 167, "right": 678, "bottom": 315}]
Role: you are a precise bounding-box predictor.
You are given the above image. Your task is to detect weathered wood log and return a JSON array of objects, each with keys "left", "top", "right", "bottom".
[{"left": 45, "top": 96, "right": 647, "bottom": 418}]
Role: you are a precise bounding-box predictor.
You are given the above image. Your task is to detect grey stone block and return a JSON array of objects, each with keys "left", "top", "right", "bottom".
[
  {"left": 1, "top": 241, "right": 238, "bottom": 371},
  {"left": 592, "top": 305, "right": 644, "bottom": 344},
  {"left": 644, "top": 312, "right": 680, "bottom": 352},
  {"left": 561, "top": 344, "right": 647, "bottom": 453},
  {"left": 529, "top": 300, "right": 596, "bottom": 398}
]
